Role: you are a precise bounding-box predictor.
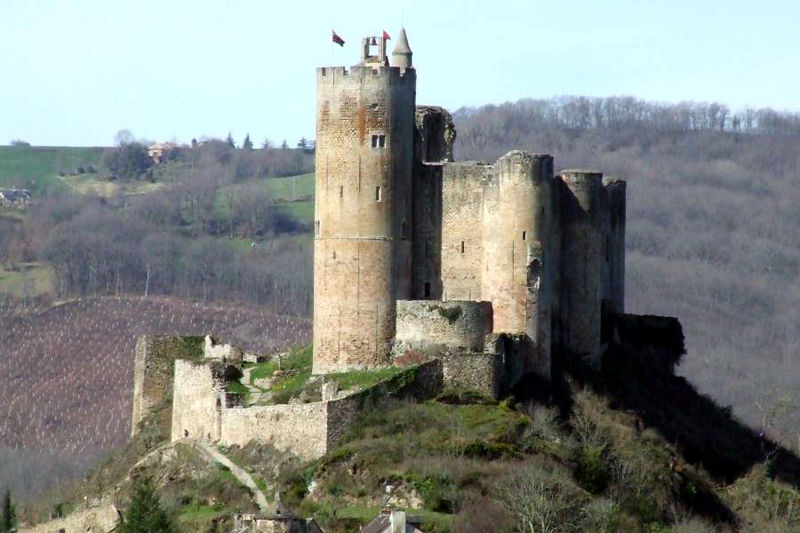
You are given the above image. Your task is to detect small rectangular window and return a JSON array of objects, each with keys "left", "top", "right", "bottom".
[
  {"left": 375, "top": 186, "right": 382, "bottom": 202},
  {"left": 522, "top": 231, "right": 527, "bottom": 241},
  {"left": 371, "top": 134, "right": 386, "bottom": 149},
  {"left": 315, "top": 220, "right": 320, "bottom": 236}
]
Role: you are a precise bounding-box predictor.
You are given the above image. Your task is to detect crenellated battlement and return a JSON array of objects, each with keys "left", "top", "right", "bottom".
[{"left": 317, "top": 65, "right": 415, "bottom": 87}]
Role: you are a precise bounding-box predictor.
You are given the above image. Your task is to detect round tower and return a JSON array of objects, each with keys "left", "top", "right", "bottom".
[
  {"left": 558, "top": 170, "right": 604, "bottom": 367},
  {"left": 392, "top": 28, "right": 413, "bottom": 69},
  {"left": 313, "top": 32, "right": 416, "bottom": 374},
  {"left": 480, "top": 151, "right": 554, "bottom": 378}
]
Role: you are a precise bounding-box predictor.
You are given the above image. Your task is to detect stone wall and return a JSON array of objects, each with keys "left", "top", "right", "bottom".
[
  {"left": 438, "top": 352, "right": 502, "bottom": 398},
  {"left": 394, "top": 300, "right": 492, "bottom": 354},
  {"left": 220, "top": 403, "right": 328, "bottom": 460},
  {"left": 19, "top": 504, "right": 119, "bottom": 533},
  {"left": 171, "top": 360, "right": 220, "bottom": 442},
  {"left": 441, "top": 162, "right": 490, "bottom": 300},
  {"left": 313, "top": 64, "right": 417, "bottom": 374},
  {"left": 217, "top": 361, "right": 442, "bottom": 460},
  {"left": 131, "top": 335, "right": 203, "bottom": 437}
]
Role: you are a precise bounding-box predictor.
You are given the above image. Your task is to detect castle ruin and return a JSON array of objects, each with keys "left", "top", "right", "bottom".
[{"left": 313, "top": 29, "right": 626, "bottom": 385}]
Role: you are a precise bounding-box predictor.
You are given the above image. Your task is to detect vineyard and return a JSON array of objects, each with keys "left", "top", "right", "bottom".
[{"left": 0, "top": 296, "right": 310, "bottom": 492}]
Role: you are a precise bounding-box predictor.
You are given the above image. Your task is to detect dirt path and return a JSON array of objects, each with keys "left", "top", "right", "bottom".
[{"left": 192, "top": 440, "right": 270, "bottom": 512}]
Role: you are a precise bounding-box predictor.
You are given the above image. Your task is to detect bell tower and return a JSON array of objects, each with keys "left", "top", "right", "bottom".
[{"left": 313, "top": 30, "right": 417, "bottom": 374}]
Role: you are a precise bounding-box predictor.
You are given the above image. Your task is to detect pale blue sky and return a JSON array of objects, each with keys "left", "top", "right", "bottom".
[{"left": 1, "top": 0, "right": 797, "bottom": 147}]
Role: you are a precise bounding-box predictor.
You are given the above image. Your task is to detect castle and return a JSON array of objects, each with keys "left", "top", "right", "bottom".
[{"left": 313, "top": 29, "right": 625, "bottom": 386}]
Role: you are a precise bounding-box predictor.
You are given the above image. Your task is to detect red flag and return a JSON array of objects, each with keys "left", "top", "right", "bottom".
[
  {"left": 383, "top": 30, "right": 391, "bottom": 40},
  {"left": 332, "top": 30, "right": 345, "bottom": 47}
]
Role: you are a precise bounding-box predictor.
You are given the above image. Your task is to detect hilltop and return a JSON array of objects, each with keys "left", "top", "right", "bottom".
[{"left": 19, "top": 326, "right": 800, "bottom": 532}]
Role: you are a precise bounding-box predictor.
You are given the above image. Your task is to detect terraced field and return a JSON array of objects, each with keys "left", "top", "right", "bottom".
[{"left": 0, "top": 296, "right": 311, "bottom": 483}]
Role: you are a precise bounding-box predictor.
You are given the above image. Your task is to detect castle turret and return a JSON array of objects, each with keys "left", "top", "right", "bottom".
[
  {"left": 314, "top": 33, "right": 416, "bottom": 374},
  {"left": 557, "top": 170, "right": 604, "bottom": 367},
  {"left": 392, "top": 28, "right": 413, "bottom": 69},
  {"left": 482, "top": 152, "right": 554, "bottom": 378}
]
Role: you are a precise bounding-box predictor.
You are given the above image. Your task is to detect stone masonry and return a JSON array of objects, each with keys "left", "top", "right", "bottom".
[{"left": 314, "top": 29, "right": 626, "bottom": 379}]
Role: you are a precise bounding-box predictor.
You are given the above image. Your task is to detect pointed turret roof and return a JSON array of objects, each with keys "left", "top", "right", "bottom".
[{"left": 392, "top": 27, "right": 412, "bottom": 55}]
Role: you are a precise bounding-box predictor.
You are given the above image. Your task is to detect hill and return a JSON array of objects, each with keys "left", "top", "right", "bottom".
[
  {"left": 0, "top": 145, "right": 104, "bottom": 195},
  {"left": 19, "top": 329, "right": 800, "bottom": 532},
  {"left": 451, "top": 97, "right": 800, "bottom": 448},
  {"left": 0, "top": 296, "right": 311, "bottom": 499}
]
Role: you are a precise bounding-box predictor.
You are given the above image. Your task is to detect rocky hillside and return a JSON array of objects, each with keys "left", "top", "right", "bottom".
[{"left": 19, "top": 324, "right": 800, "bottom": 532}]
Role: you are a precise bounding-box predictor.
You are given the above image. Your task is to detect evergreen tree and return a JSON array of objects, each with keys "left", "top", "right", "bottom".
[
  {"left": 225, "top": 132, "right": 236, "bottom": 148},
  {"left": 118, "top": 476, "right": 174, "bottom": 533},
  {"left": 1, "top": 489, "right": 16, "bottom": 533},
  {"left": 242, "top": 133, "right": 253, "bottom": 151}
]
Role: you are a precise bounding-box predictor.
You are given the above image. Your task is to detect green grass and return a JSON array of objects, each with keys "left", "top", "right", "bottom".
[
  {"left": 249, "top": 345, "right": 313, "bottom": 385},
  {"left": 226, "top": 379, "right": 251, "bottom": 404},
  {"left": 264, "top": 173, "right": 314, "bottom": 201},
  {"left": 177, "top": 503, "right": 227, "bottom": 521},
  {"left": 0, "top": 262, "right": 55, "bottom": 299},
  {"left": 0, "top": 145, "right": 104, "bottom": 195},
  {"left": 247, "top": 345, "right": 406, "bottom": 405},
  {"left": 326, "top": 367, "right": 406, "bottom": 391}
]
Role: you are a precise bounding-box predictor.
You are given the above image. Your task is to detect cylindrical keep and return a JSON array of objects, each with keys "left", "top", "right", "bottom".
[
  {"left": 559, "top": 170, "right": 604, "bottom": 365},
  {"left": 481, "top": 151, "right": 554, "bottom": 336},
  {"left": 313, "top": 65, "right": 416, "bottom": 373},
  {"left": 602, "top": 178, "right": 626, "bottom": 314}
]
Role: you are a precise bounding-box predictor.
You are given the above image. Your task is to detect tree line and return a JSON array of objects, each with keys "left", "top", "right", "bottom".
[{"left": 0, "top": 138, "right": 314, "bottom": 316}]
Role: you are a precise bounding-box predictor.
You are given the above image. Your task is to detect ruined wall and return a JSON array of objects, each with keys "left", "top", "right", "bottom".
[
  {"left": 220, "top": 403, "right": 328, "bottom": 460},
  {"left": 410, "top": 106, "right": 454, "bottom": 300},
  {"left": 171, "top": 360, "right": 220, "bottom": 442},
  {"left": 314, "top": 64, "right": 416, "bottom": 374},
  {"left": 221, "top": 361, "right": 443, "bottom": 460},
  {"left": 441, "top": 162, "right": 491, "bottom": 300},
  {"left": 131, "top": 335, "right": 203, "bottom": 437},
  {"left": 557, "top": 170, "right": 604, "bottom": 365},
  {"left": 394, "top": 300, "right": 492, "bottom": 354},
  {"left": 411, "top": 162, "right": 443, "bottom": 299},
  {"left": 20, "top": 504, "right": 118, "bottom": 533}
]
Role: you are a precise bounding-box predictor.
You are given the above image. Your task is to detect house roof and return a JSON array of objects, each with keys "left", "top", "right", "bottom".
[{"left": 361, "top": 514, "right": 424, "bottom": 533}]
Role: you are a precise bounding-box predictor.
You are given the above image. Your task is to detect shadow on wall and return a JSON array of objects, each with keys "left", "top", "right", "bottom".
[{"left": 514, "top": 313, "right": 800, "bottom": 525}]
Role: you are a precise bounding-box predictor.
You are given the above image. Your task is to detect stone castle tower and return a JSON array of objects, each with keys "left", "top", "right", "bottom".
[
  {"left": 314, "top": 29, "right": 627, "bottom": 383},
  {"left": 313, "top": 31, "right": 416, "bottom": 374}
]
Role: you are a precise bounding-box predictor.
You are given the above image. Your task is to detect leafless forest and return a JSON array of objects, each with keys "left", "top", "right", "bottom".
[{"left": 452, "top": 96, "right": 800, "bottom": 445}]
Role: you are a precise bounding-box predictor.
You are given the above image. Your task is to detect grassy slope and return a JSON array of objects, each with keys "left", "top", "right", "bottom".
[
  {"left": 39, "top": 369, "right": 800, "bottom": 533},
  {"left": 0, "top": 146, "right": 104, "bottom": 194},
  {"left": 0, "top": 262, "right": 54, "bottom": 299}
]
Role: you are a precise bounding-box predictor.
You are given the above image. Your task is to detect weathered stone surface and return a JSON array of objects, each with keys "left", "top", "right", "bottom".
[{"left": 394, "top": 300, "right": 492, "bottom": 354}]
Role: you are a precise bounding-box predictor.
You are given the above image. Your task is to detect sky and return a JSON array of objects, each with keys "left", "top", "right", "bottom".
[{"left": 1, "top": 0, "right": 798, "bottom": 147}]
